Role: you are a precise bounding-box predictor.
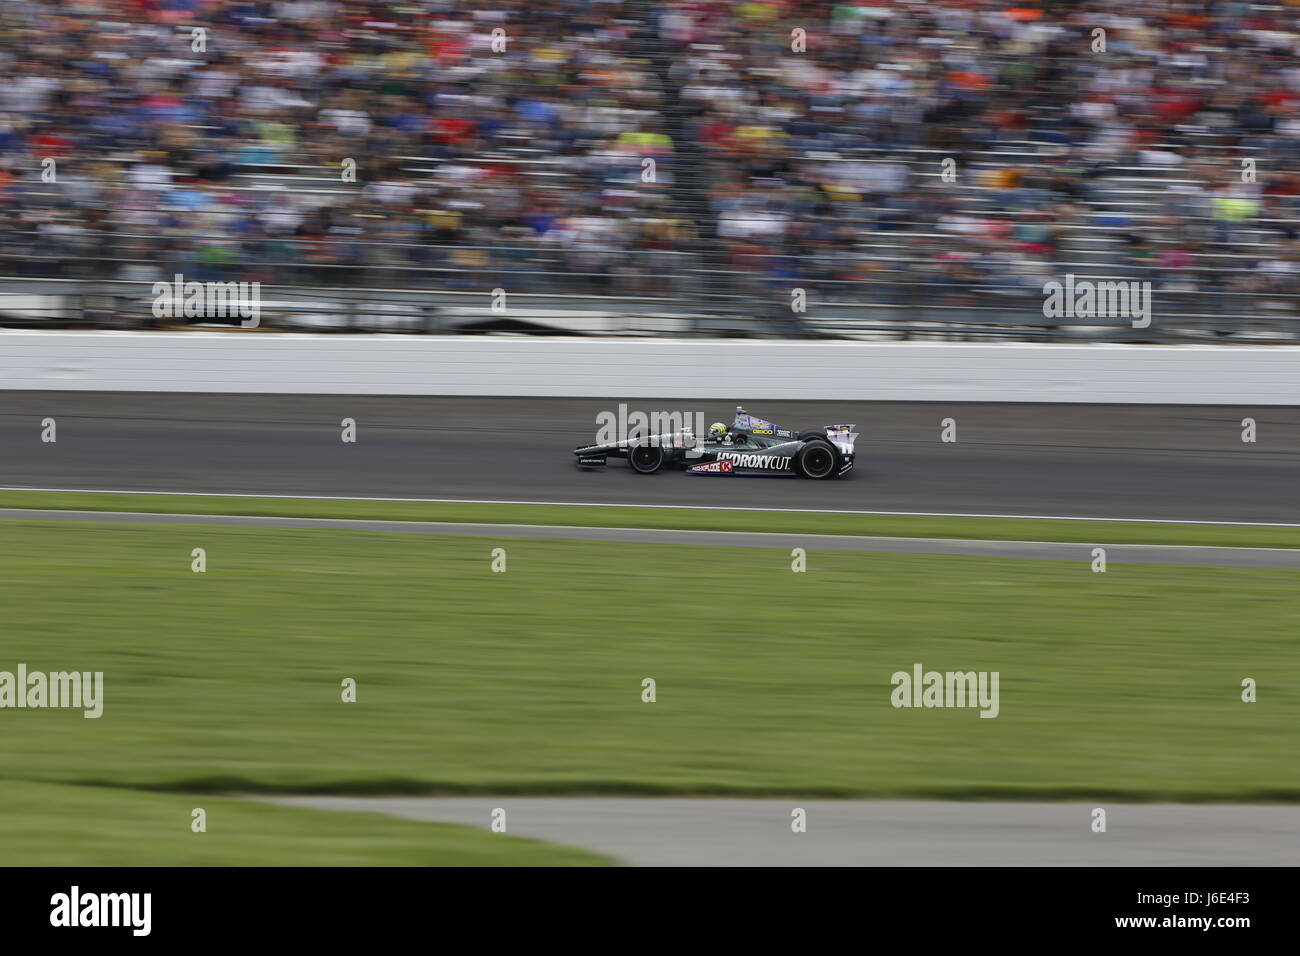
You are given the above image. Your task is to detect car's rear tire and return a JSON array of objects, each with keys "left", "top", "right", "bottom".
[
  {"left": 794, "top": 440, "right": 836, "bottom": 479},
  {"left": 628, "top": 445, "right": 664, "bottom": 474}
]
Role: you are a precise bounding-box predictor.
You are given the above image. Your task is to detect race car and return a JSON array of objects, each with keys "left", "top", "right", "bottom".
[{"left": 573, "top": 407, "right": 857, "bottom": 479}]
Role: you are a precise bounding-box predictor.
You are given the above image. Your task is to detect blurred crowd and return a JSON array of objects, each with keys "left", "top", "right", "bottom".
[
  {"left": 672, "top": 0, "right": 1300, "bottom": 313},
  {"left": 0, "top": 0, "right": 687, "bottom": 294},
  {"left": 2, "top": 0, "right": 1300, "bottom": 322}
]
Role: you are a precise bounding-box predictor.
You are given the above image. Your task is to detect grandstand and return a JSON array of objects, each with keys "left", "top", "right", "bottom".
[{"left": 1, "top": 0, "right": 1298, "bottom": 340}]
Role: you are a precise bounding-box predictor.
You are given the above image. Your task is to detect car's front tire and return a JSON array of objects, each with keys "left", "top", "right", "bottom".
[
  {"left": 628, "top": 445, "right": 665, "bottom": 474},
  {"left": 794, "top": 440, "right": 836, "bottom": 479}
]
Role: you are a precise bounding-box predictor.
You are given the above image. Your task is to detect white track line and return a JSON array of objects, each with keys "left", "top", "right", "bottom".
[{"left": 1, "top": 485, "right": 1298, "bottom": 527}]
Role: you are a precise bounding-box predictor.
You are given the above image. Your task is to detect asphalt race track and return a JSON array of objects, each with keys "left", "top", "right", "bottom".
[
  {"left": 3, "top": 393, "right": 1299, "bottom": 522},
  {"left": 267, "top": 796, "right": 1300, "bottom": 867}
]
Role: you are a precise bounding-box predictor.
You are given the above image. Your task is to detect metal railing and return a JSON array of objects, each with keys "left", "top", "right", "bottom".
[{"left": 2, "top": 271, "right": 1296, "bottom": 343}]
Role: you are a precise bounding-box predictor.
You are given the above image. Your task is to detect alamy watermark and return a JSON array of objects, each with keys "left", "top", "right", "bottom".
[
  {"left": 50, "top": 886, "right": 150, "bottom": 936},
  {"left": 152, "top": 274, "right": 261, "bottom": 327},
  {"left": 1043, "top": 274, "right": 1151, "bottom": 329},
  {"left": 0, "top": 664, "right": 103, "bottom": 718},
  {"left": 890, "top": 663, "right": 999, "bottom": 718},
  {"left": 595, "top": 403, "right": 705, "bottom": 454}
]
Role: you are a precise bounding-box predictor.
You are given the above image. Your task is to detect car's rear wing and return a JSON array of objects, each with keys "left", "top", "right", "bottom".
[{"left": 825, "top": 425, "right": 858, "bottom": 455}]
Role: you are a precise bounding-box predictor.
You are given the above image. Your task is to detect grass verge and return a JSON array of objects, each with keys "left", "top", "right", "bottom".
[
  {"left": 2, "top": 519, "right": 1297, "bottom": 801},
  {"left": 0, "top": 489, "right": 1297, "bottom": 548},
  {"left": 0, "top": 780, "right": 609, "bottom": 865}
]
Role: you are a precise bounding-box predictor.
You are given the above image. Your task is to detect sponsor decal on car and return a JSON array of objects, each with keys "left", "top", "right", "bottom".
[
  {"left": 717, "top": 453, "right": 792, "bottom": 470},
  {"left": 688, "top": 459, "right": 734, "bottom": 474},
  {"left": 735, "top": 413, "right": 794, "bottom": 439}
]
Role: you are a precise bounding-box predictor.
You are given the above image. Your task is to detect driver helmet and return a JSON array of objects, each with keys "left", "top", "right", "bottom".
[{"left": 708, "top": 422, "right": 727, "bottom": 439}]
